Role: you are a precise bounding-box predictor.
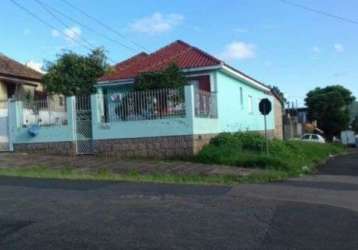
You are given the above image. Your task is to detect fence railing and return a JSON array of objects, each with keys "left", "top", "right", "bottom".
[
  {"left": 195, "top": 90, "right": 218, "bottom": 118},
  {"left": 22, "top": 96, "right": 68, "bottom": 127},
  {"left": 105, "top": 88, "right": 185, "bottom": 122}
]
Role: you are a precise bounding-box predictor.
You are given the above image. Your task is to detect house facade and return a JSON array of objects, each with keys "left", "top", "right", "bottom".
[
  {"left": 6, "top": 41, "right": 281, "bottom": 158},
  {"left": 90, "top": 40, "right": 276, "bottom": 157},
  {"left": 0, "top": 54, "right": 44, "bottom": 151},
  {"left": 0, "top": 54, "right": 43, "bottom": 101}
]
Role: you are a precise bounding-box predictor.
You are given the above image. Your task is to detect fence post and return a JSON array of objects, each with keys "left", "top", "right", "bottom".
[
  {"left": 8, "top": 100, "right": 23, "bottom": 151},
  {"left": 184, "top": 85, "right": 195, "bottom": 135},
  {"left": 66, "top": 96, "right": 76, "bottom": 144},
  {"left": 91, "top": 89, "right": 103, "bottom": 125},
  {"left": 185, "top": 85, "right": 195, "bottom": 118}
]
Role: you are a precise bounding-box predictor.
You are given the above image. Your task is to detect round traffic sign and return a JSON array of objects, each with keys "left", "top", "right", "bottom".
[{"left": 259, "top": 98, "right": 272, "bottom": 115}]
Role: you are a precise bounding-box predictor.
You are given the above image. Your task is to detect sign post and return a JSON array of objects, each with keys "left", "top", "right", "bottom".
[{"left": 259, "top": 98, "right": 272, "bottom": 155}]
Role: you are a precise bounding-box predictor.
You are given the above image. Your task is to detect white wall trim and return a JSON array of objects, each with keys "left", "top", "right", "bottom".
[
  {"left": 221, "top": 65, "right": 270, "bottom": 92},
  {"left": 181, "top": 65, "right": 222, "bottom": 73},
  {"left": 96, "top": 79, "right": 135, "bottom": 87}
]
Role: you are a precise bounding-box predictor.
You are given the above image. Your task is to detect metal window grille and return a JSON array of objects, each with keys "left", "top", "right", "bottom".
[
  {"left": 195, "top": 90, "right": 218, "bottom": 118},
  {"left": 105, "top": 88, "right": 185, "bottom": 122}
]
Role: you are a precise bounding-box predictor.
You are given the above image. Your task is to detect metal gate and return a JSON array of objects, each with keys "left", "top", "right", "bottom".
[
  {"left": 75, "top": 96, "right": 93, "bottom": 155},
  {"left": 0, "top": 100, "right": 10, "bottom": 152}
]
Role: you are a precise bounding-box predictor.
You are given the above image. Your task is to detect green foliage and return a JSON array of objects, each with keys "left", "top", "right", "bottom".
[
  {"left": 43, "top": 48, "right": 110, "bottom": 96},
  {"left": 134, "top": 63, "right": 187, "bottom": 90},
  {"left": 196, "top": 132, "right": 345, "bottom": 175},
  {"left": 305, "top": 85, "right": 355, "bottom": 139}
]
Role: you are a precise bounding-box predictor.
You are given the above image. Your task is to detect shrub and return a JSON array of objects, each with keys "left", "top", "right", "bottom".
[{"left": 196, "top": 132, "right": 344, "bottom": 175}]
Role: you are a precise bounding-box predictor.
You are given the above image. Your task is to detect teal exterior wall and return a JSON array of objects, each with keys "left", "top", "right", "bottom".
[
  {"left": 214, "top": 70, "right": 275, "bottom": 133},
  {"left": 92, "top": 71, "right": 275, "bottom": 140}
]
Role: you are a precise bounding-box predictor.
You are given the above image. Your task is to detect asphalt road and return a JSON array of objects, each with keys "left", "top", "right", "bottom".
[{"left": 1, "top": 153, "right": 358, "bottom": 249}]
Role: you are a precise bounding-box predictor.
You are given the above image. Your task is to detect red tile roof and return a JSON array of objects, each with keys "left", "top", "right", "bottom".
[
  {"left": 0, "top": 54, "right": 42, "bottom": 81},
  {"left": 99, "top": 40, "right": 222, "bottom": 82}
]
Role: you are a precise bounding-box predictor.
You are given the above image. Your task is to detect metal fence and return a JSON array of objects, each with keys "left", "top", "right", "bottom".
[
  {"left": 105, "top": 88, "right": 185, "bottom": 122},
  {"left": 195, "top": 90, "right": 218, "bottom": 118},
  {"left": 22, "top": 96, "right": 68, "bottom": 127}
]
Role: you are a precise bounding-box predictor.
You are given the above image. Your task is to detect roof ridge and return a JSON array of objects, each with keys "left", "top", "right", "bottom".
[
  {"left": 139, "top": 46, "right": 194, "bottom": 73},
  {"left": 115, "top": 52, "right": 148, "bottom": 70}
]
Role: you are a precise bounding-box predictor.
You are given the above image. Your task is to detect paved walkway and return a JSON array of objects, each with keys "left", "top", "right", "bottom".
[{"left": 0, "top": 152, "right": 253, "bottom": 177}]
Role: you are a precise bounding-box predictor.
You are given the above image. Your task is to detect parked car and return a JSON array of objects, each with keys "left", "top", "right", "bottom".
[{"left": 300, "top": 133, "right": 326, "bottom": 143}]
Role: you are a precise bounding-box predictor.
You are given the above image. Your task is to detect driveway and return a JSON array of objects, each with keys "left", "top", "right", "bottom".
[{"left": 0, "top": 152, "right": 358, "bottom": 249}]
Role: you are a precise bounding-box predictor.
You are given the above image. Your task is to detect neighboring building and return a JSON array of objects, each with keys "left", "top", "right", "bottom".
[
  {"left": 286, "top": 107, "right": 309, "bottom": 124},
  {"left": 271, "top": 91, "right": 284, "bottom": 139},
  {"left": 284, "top": 107, "right": 308, "bottom": 139},
  {"left": 0, "top": 53, "right": 43, "bottom": 101},
  {"left": 350, "top": 102, "right": 358, "bottom": 122}
]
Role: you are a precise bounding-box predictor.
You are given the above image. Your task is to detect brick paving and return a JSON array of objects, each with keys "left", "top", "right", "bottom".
[{"left": 0, "top": 153, "right": 254, "bottom": 177}]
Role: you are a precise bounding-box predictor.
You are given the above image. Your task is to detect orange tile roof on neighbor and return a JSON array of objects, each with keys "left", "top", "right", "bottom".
[
  {"left": 99, "top": 40, "right": 222, "bottom": 82},
  {"left": 0, "top": 53, "right": 42, "bottom": 81}
]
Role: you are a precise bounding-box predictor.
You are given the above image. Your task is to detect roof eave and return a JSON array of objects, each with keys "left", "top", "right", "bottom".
[{"left": 221, "top": 65, "right": 270, "bottom": 92}]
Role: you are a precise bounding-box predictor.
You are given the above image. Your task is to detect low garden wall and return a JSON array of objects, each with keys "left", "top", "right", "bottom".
[{"left": 14, "top": 141, "right": 76, "bottom": 155}]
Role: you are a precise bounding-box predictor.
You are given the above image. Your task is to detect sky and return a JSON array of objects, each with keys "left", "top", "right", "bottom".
[{"left": 1, "top": 0, "right": 358, "bottom": 106}]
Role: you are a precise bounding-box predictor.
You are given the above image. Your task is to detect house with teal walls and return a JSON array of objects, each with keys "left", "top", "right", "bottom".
[
  {"left": 92, "top": 40, "right": 280, "bottom": 157},
  {"left": 6, "top": 40, "right": 281, "bottom": 157}
]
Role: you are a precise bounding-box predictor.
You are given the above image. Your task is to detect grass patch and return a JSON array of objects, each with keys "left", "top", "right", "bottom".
[
  {"left": 0, "top": 166, "right": 286, "bottom": 186},
  {"left": 196, "top": 132, "right": 345, "bottom": 176},
  {"left": 0, "top": 133, "right": 344, "bottom": 186}
]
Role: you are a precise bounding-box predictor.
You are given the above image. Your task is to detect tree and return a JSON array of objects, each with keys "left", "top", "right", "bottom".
[
  {"left": 134, "top": 63, "right": 187, "bottom": 91},
  {"left": 43, "top": 48, "right": 110, "bottom": 96},
  {"left": 305, "top": 85, "right": 355, "bottom": 139}
]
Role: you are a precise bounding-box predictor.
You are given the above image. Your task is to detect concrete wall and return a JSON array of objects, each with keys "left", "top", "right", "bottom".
[{"left": 10, "top": 97, "right": 76, "bottom": 145}]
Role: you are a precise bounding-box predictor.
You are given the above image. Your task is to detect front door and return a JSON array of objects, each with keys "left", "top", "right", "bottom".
[{"left": 75, "top": 96, "right": 93, "bottom": 155}]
